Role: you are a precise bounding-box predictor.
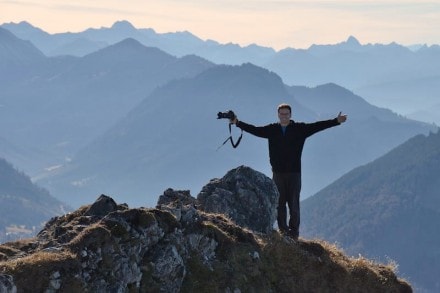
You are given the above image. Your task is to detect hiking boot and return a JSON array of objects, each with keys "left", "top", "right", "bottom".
[
  {"left": 278, "top": 228, "right": 288, "bottom": 235},
  {"left": 278, "top": 226, "right": 289, "bottom": 234},
  {"left": 279, "top": 228, "right": 298, "bottom": 241},
  {"left": 286, "top": 229, "right": 299, "bottom": 241}
]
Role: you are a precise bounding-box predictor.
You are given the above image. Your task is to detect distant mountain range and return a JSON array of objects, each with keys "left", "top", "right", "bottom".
[
  {"left": 2, "top": 20, "right": 440, "bottom": 125},
  {"left": 0, "top": 26, "right": 214, "bottom": 174},
  {"left": 301, "top": 130, "right": 440, "bottom": 293},
  {"left": 0, "top": 157, "right": 69, "bottom": 243},
  {"left": 0, "top": 26, "right": 436, "bottom": 208},
  {"left": 39, "top": 62, "right": 435, "bottom": 208}
]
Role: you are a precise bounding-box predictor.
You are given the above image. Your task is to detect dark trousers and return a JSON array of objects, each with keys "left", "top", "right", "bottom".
[{"left": 273, "top": 172, "right": 301, "bottom": 237}]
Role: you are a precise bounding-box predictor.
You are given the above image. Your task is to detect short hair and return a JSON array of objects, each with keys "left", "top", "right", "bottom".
[{"left": 277, "top": 103, "right": 291, "bottom": 113}]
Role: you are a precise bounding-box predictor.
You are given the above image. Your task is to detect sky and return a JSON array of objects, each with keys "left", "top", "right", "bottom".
[{"left": 1, "top": 0, "right": 439, "bottom": 50}]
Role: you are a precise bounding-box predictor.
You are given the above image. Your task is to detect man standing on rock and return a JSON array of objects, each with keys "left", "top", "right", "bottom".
[{"left": 230, "top": 103, "right": 347, "bottom": 239}]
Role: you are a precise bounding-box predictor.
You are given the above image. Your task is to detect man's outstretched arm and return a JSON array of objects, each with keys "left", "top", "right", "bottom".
[
  {"left": 304, "top": 112, "right": 348, "bottom": 137},
  {"left": 231, "top": 116, "right": 272, "bottom": 138}
]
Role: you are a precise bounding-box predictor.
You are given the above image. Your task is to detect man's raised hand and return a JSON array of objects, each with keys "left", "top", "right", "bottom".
[{"left": 337, "top": 112, "right": 347, "bottom": 124}]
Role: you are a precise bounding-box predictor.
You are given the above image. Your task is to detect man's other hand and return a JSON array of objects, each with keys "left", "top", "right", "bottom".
[{"left": 337, "top": 112, "right": 347, "bottom": 124}]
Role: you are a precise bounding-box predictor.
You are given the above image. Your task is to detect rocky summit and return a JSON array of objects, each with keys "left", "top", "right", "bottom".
[
  {"left": 196, "top": 166, "right": 279, "bottom": 234},
  {"left": 0, "top": 166, "right": 411, "bottom": 292}
]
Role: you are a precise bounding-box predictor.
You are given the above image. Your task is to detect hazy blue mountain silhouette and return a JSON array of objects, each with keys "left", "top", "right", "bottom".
[
  {"left": 287, "top": 83, "right": 434, "bottom": 197},
  {"left": 0, "top": 157, "right": 70, "bottom": 243},
  {"left": 0, "top": 35, "right": 214, "bottom": 174},
  {"left": 2, "top": 20, "right": 439, "bottom": 124},
  {"left": 40, "top": 64, "right": 435, "bottom": 208},
  {"left": 1, "top": 21, "right": 107, "bottom": 57},
  {"left": 265, "top": 40, "right": 440, "bottom": 125},
  {"left": 1, "top": 20, "right": 275, "bottom": 64},
  {"left": 0, "top": 27, "right": 46, "bottom": 81},
  {"left": 301, "top": 130, "right": 440, "bottom": 292},
  {"left": 0, "top": 26, "right": 79, "bottom": 85},
  {"left": 0, "top": 27, "right": 44, "bottom": 62},
  {"left": 1, "top": 27, "right": 78, "bottom": 172}
]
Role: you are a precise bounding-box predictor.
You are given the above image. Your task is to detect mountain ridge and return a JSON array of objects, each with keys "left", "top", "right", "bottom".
[
  {"left": 302, "top": 130, "right": 440, "bottom": 292},
  {"left": 3, "top": 20, "right": 437, "bottom": 56},
  {"left": 0, "top": 27, "right": 46, "bottom": 83},
  {"left": 3, "top": 20, "right": 439, "bottom": 124}
]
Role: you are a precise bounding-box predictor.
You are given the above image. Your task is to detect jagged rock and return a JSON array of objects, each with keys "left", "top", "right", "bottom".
[
  {"left": 157, "top": 189, "right": 196, "bottom": 207},
  {"left": 0, "top": 274, "right": 16, "bottom": 293},
  {"left": 157, "top": 167, "right": 279, "bottom": 234},
  {"left": 197, "top": 166, "right": 279, "bottom": 234},
  {"left": 149, "top": 245, "right": 186, "bottom": 292},
  {"left": 84, "top": 194, "right": 119, "bottom": 216},
  {"left": 156, "top": 189, "right": 197, "bottom": 223},
  {"left": 0, "top": 167, "right": 413, "bottom": 293}
]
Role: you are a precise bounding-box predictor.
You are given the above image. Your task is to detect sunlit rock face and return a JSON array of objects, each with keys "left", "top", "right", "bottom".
[{"left": 197, "top": 165, "right": 279, "bottom": 234}]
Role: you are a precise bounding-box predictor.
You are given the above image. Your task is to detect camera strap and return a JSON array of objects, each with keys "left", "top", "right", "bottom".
[{"left": 217, "top": 123, "right": 243, "bottom": 150}]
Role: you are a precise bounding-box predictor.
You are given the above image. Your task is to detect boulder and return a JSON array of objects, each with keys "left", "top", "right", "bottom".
[
  {"left": 197, "top": 166, "right": 278, "bottom": 234},
  {"left": 84, "top": 194, "right": 119, "bottom": 217}
]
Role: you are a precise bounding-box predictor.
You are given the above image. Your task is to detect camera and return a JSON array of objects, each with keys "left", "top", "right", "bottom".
[{"left": 217, "top": 110, "right": 236, "bottom": 120}]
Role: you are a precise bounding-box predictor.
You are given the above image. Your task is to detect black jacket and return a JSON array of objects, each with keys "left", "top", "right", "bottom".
[{"left": 236, "top": 119, "right": 340, "bottom": 173}]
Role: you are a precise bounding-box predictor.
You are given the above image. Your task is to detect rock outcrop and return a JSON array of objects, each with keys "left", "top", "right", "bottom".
[
  {"left": 197, "top": 166, "right": 278, "bottom": 234},
  {"left": 0, "top": 166, "right": 412, "bottom": 292},
  {"left": 157, "top": 166, "right": 278, "bottom": 234}
]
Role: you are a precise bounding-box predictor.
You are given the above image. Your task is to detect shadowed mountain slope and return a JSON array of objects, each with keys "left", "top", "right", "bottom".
[
  {"left": 302, "top": 130, "right": 440, "bottom": 292},
  {"left": 0, "top": 158, "right": 70, "bottom": 243}
]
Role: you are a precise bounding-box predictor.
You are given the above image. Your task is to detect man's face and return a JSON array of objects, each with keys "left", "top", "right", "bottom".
[{"left": 278, "top": 108, "right": 291, "bottom": 125}]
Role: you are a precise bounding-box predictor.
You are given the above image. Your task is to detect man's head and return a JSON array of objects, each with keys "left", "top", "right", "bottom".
[{"left": 277, "top": 103, "right": 291, "bottom": 126}]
